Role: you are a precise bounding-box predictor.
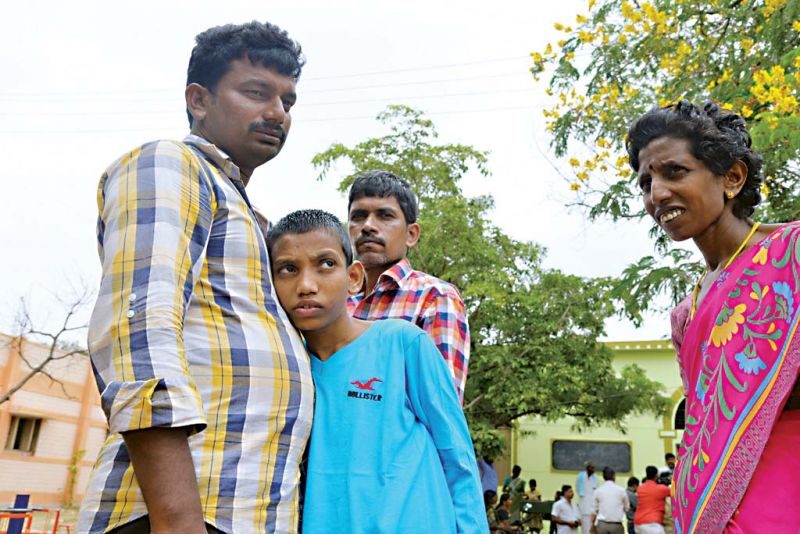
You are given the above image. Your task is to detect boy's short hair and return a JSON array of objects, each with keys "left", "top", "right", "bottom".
[
  {"left": 267, "top": 209, "right": 353, "bottom": 265},
  {"left": 347, "top": 170, "right": 419, "bottom": 224}
]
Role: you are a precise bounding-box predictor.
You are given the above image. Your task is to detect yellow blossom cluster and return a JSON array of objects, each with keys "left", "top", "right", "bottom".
[
  {"left": 529, "top": 43, "right": 557, "bottom": 79},
  {"left": 750, "top": 65, "right": 799, "bottom": 117},
  {"left": 620, "top": 1, "right": 672, "bottom": 34},
  {"left": 659, "top": 41, "right": 693, "bottom": 75},
  {"left": 763, "top": 0, "right": 788, "bottom": 17}
]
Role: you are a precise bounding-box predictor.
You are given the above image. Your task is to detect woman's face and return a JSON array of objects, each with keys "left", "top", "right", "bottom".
[{"left": 636, "top": 136, "right": 728, "bottom": 242}]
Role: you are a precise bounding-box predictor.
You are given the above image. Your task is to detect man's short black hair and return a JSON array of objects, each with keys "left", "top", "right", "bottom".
[
  {"left": 348, "top": 170, "right": 419, "bottom": 224},
  {"left": 665, "top": 452, "right": 676, "bottom": 461},
  {"left": 512, "top": 465, "right": 522, "bottom": 477},
  {"left": 267, "top": 209, "right": 353, "bottom": 265},
  {"left": 645, "top": 465, "right": 659, "bottom": 480},
  {"left": 627, "top": 476, "right": 640, "bottom": 487},
  {"left": 602, "top": 466, "right": 615, "bottom": 481},
  {"left": 186, "top": 21, "right": 305, "bottom": 125},
  {"left": 561, "top": 484, "right": 572, "bottom": 494}
]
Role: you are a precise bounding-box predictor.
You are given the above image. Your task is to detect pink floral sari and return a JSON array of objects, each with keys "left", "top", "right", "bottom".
[{"left": 670, "top": 222, "right": 800, "bottom": 533}]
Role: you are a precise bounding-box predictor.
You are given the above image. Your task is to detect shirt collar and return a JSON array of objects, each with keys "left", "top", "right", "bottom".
[
  {"left": 377, "top": 257, "right": 413, "bottom": 287},
  {"left": 183, "top": 134, "right": 244, "bottom": 185}
]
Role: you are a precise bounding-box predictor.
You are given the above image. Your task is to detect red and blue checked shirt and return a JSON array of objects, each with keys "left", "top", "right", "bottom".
[{"left": 348, "top": 258, "right": 470, "bottom": 401}]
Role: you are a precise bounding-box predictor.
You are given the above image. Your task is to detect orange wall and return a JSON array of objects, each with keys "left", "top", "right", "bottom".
[{"left": 0, "top": 334, "right": 106, "bottom": 507}]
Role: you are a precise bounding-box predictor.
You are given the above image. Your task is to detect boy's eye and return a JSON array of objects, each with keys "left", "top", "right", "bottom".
[
  {"left": 321, "top": 259, "right": 336, "bottom": 268},
  {"left": 276, "top": 264, "right": 297, "bottom": 274}
]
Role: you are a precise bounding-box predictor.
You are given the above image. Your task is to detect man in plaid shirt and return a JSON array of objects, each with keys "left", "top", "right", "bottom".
[{"left": 346, "top": 170, "right": 470, "bottom": 401}]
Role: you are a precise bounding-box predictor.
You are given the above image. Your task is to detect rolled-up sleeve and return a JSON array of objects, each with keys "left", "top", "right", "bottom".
[{"left": 88, "top": 140, "right": 214, "bottom": 435}]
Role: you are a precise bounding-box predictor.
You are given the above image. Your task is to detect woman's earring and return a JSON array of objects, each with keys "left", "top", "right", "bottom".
[{"left": 726, "top": 190, "right": 736, "bottom": 200}]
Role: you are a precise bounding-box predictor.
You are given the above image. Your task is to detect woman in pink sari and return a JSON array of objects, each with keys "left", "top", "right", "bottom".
[{"left": 626, "top": 101, "right": 800, "bottom": 533}]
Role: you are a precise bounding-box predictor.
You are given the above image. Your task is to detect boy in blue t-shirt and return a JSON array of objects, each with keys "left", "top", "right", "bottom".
[{"left": 267, "top": 209, "right": 487, "bottom": 533}]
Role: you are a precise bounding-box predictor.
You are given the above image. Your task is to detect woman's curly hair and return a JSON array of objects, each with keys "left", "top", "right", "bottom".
[{"left": 626, "top": 100, "right": 763, "bottom": 219}]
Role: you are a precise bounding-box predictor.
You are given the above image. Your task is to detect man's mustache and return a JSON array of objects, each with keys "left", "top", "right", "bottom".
[
  {"left": 356, "top": 235, "right": 385, "bottom": 247},
  {"left": 249, "top": 121, "right": 286, "bottom": 140}
]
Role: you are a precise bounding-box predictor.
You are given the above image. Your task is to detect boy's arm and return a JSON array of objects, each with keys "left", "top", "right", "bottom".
[
  {"left": 405, "top": 331, "right": 487, "bottom": 534},
  {"left": 123, "top": 428, "right": 206, "bottom": 533}
]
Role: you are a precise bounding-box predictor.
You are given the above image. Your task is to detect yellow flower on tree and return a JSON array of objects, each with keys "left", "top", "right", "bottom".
[
  {"left": 570, "top": 182, "right": 581, "bottom": 191},
  {"left": 709, "top": 303, "right": 747, "bottom": 347}
]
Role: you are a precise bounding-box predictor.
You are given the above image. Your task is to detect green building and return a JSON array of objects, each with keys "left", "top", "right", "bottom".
[{"left": 503, "top": 340, "right": 685, "bottom": 499}]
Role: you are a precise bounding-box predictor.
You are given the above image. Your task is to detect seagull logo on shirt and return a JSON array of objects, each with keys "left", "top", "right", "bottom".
[
  {"left": 350, "top": 377, "right": 382, "bottom": 391},
  {"left": 347, "top": 377, "right": 383, "bottom": 402}
]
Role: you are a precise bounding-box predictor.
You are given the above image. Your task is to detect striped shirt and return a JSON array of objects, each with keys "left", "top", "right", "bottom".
[
  {"left": 78, "top": 135, "right": 313, "bottom": 534},
  {"left": 348, "top": 258, "right": 470, "bottom": 400}
]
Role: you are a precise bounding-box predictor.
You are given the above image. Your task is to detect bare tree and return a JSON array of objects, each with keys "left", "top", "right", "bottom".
[{"left": 0, "top": 288, "right": 91, "bottom": 405}]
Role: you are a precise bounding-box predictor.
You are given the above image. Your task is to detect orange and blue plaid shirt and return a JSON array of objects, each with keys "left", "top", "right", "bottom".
[
  {"left": 79, "top": 135, "right": 313, "bottom": 534},
  {"left": 348, "top": 258, "right": 470, "bottom": 400}
]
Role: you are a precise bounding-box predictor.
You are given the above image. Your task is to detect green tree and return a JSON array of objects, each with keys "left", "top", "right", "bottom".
[
  {"left": 313, "top": 105, "right": 668, "bottom": 457},
  {"left": 531, "top": 0, "right": 800, "bottom": 322}
]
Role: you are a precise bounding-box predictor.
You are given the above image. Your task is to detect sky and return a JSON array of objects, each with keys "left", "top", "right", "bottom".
[{"left": 0, "top": 0, "right": 683, "bottom": 343}]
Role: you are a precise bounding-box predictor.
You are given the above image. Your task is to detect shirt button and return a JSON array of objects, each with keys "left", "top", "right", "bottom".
[
  {"left": 127, "top": 310, "right": 135, "bottom": 318},
  {"left": 129, "top": 293, "right": 137, "bottom": 302}
]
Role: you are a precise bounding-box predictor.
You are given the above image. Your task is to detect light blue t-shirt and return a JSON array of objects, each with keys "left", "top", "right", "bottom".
[{"left": 303, "top": 319, "right": 487, "bottom": 533}]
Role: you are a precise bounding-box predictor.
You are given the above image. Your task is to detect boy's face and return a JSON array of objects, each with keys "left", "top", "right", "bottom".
[{"left": 271, "top": 229, "right": 363, "bottom": 333}]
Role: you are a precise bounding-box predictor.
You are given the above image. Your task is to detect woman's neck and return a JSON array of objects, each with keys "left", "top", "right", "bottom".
[{"left": 692, "top": 213, "right": 754, "bottom": 271}]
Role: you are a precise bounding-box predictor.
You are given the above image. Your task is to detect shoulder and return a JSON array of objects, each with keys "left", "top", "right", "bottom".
[
  {"left": 372, "top": 319, "right": 431, "bottom": 349},
  {"left": 406, "top": 269, "right": 464, "bottom": 300},
  {"left": 375, "top": 318, "right": 424, "bottom": 337},
  {"left": 104, "top": 140, "right": 199, "bottom": 179}
]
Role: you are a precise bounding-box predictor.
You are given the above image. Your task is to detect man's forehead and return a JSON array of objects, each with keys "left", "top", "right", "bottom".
[
  {"left": 349, "top": 195, "right": 402, "bottom": 211},
  {"left": 223, "top": 58, "right": 297, "bottom": 86}
]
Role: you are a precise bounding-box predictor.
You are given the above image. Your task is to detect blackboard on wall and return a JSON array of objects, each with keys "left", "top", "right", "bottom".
[{"left": 551, "top": 440, "right": 632, "bottom": 473}]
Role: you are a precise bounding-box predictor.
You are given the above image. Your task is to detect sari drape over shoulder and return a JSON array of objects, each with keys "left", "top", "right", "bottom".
[{"left": 671, "top": 222, "right": 800, "bottom": 533}]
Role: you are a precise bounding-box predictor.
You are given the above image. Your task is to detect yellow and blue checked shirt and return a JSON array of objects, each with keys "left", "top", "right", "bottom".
[{"left": 78, "top": 135, "right": 313, "bottom": 534}]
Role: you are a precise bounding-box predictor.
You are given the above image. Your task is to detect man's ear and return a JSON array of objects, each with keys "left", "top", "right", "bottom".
[
  {"left": 405, "top": 222, "right": 421, "bottom": 249},
  {"left": 347, "top": 261, "right": 366, "bottom": 295},
  {"left": 723, "top": 160, "right": 748, "bottom": 196},
  {"left": 185, "top": 83, "right": 211, "bottom": 124}
]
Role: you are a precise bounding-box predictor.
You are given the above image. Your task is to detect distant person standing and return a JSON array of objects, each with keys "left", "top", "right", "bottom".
[
  {"left": 591, "top": 467, "right": 629, "bottom": 534},
  {"left": 549, "top": 490, "right": 563, "bottom": 534},
  {"left": 576, "top": 461, "right": 599, "bottom": 533},
  {"left": 625, "top": 477, "right": 639, "bottom": 534},
  {"left": 551, "top": 485, "right": 580, "bottom": 534},
  {"left": 508, "top": 465, "right": 526, "bottom": 521},
  {"left": 633, "top": 466, "right": 670, "bottom": 534},
  {"left": 657, "top": 453, "right": 676, "bottom": 486},
  {"left": 479, "top": 456, "right": 499, "bottom": 494},
  {"left": 525, "top": 479, "right": 544, "bottom": 533}
]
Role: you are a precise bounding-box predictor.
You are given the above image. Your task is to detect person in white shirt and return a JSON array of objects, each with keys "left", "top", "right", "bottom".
[
  {"left": 576, "top": 461, "right": 600, "bottom": 533},
  {"left": 591, "top": 467, "right": 630, "bottom": 534},
  {"left": 551, "top": 485, "right": 581, "bottom": 534}
]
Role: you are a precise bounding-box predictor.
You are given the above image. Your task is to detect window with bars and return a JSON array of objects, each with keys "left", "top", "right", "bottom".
[{"left": 4, "top": 416, "right": 42, "bottom": 453}]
